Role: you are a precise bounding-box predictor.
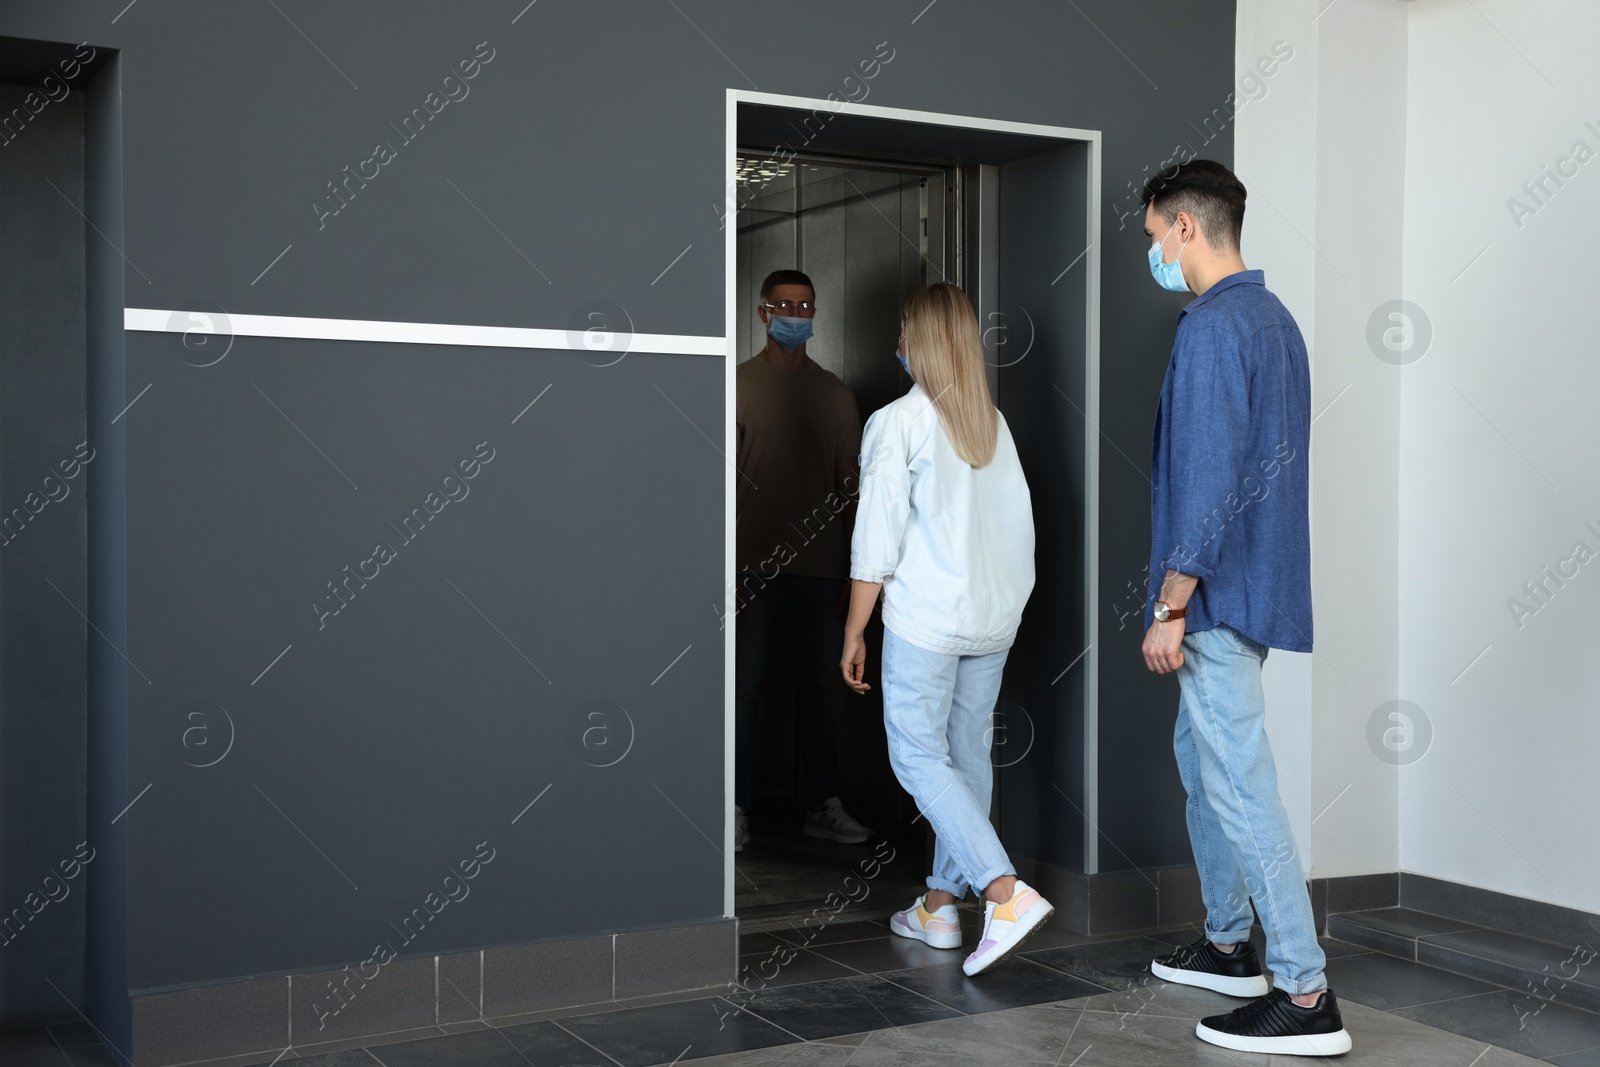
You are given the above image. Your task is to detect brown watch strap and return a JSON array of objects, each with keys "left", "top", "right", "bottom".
[{"left": 1158, "top": 601, "right": 1187, "bottom": 621}]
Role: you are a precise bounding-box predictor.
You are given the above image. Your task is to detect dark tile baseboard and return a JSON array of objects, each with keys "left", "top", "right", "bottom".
[
  {"left": 1401, "top": 873, "right": 1600, "bottom": 952},
  {"left": 128, "top": 918, "right": 736, "bottom": 1066},
  {"left": 1017, "top": 858, "right": 1400, "bottom": 938}
]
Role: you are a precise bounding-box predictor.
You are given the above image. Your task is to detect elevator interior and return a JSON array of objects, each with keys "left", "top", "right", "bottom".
[
  {"left": 734, "top": 149, "right": 961, "bottom": 920},
  {"left": 732, "top": 98, "right": 1095, "bottom": 932}
]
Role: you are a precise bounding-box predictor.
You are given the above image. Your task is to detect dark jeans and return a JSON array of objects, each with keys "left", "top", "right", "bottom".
[{"left": 734, "top": 573, "right": 843, "bottom": 811}]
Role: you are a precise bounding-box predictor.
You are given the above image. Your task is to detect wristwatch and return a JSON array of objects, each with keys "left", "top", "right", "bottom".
[{"left": 1153, "top": 600, "right": 1187, "bottom": 623}]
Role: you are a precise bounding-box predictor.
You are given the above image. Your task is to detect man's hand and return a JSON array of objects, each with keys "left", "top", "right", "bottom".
[
  {"left": 1143, "top": 617, "right": 1187, "bottom": 674},
  {"left": 840, "top": 630, "right": 871, "bottom": 693},
  {"left": 1143, "top": 568, "right": 1196, "bottom": 673}
]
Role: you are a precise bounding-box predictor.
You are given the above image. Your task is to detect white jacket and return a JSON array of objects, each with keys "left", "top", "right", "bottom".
[{"left": 850, "top": 383, "right": 1036, "bottom": 656}]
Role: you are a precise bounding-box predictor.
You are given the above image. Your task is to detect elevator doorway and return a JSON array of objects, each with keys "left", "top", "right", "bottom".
[
  {"left": 726, "top": 93, "right": 1102, "bottom": 935},
  {"left": 732, "top": 149, "right": 957, "bottom": 922}
]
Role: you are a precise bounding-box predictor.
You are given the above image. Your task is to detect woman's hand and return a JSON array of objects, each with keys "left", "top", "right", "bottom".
[{"left": 840, "top": 630, "right": 871, "bottom": 693}]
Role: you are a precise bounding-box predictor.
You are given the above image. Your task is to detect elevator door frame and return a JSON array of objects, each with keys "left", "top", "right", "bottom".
[{"left": 723, "top": 90, "right": 1103, "bottom": 918}]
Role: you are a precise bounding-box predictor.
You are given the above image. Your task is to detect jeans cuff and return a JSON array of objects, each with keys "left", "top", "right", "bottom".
[
  {"left": 1204, "top": 927, "right": 1252, "bottom": 945},
  {"left": 925, "top": 876, "right": 967, "bottom": 898},
  {"left": 972, "top": 863, "right": 1018, "bottom": 896},
  {"left": 1273, "top": 973, "right": 1329, "bottom": 996}
]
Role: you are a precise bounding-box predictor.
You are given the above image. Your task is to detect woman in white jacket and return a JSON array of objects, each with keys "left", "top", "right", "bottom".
[{"left": 840, "top": 282, "right": 1053, "bottom": 976}]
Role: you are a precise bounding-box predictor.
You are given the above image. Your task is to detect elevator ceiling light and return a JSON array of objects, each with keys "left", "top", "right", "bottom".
[{"left": 735, "top": 155, "right": 794, "bottom": 185}]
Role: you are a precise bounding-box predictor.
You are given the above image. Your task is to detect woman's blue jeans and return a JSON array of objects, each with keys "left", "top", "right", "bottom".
[
  {"left": 1176, "top": 622, "right": 1327, "bottom": 995},
  {"left": 880, "top": 626, "right": 1015, "bottom": 900}
]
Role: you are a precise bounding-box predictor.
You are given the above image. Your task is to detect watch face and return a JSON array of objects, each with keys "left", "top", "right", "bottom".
[{"left": 1154, "top": 602, "right": 1168, "bottom": 621}]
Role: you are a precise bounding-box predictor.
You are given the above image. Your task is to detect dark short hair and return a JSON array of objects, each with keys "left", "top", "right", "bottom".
[
  {"left": 1141, "top": 160, "right": 1247, "bottom": 251},
  {"left": 760, "top": 269, "right": 814, "bottom": 299}
]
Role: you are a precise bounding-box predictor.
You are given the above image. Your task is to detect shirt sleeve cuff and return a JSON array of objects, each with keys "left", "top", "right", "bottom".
[{"left": 850, "top": 565, "right": 892, "bottom": 582}]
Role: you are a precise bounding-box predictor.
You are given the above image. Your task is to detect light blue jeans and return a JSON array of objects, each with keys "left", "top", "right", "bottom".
[
  {"left": 1175, "top": 622, "right": 1327, "bottom": 995},
  {"left": 880, "top": 626, "right": 1015, "bottom": 899}
]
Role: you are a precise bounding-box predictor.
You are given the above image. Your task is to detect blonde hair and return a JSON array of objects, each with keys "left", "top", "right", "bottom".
[{"left": 901, "top": 282, "right": 998, "bottom": 467}]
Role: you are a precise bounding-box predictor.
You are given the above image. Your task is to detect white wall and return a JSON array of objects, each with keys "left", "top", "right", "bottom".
[
  {"left": 1237, "top": 0, "right": 1600, "bottom": 914},
  {"left": 1234, "top": 0, "right": 1318, "bottom": 873},
  {"left": 1399, "top": 0, "right": 1600, "bottom": 914},
  {"left": 1236, "top": 0, "right": 1406, "bottom": 881}
]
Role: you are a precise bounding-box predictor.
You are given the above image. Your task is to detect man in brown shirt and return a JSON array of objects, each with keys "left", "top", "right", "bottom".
[{"left": 735, "top": 269, "right": 873, "bottom": 851}]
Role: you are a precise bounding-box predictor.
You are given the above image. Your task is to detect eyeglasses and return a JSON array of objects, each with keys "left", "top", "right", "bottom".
[{"left": 762, "top": 300, "right": 817, "bottom": 316}]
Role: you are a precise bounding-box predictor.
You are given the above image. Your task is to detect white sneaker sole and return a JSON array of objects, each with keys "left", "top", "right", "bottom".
[
  {"left": 961, "top": 900, "right": 1055, "bottom": 976},
  {"left": 1151, "top": 961, "right": 1270, "bottom": 998},
  {"left": 1195, "top": 1021, "right": 1352, "bottom": 1056},
  {"left": 888, "top": 917, "right": 963, "bottom": 950},
  {"left": 803, "top": 824, "right": 870, "bottom": 844}
]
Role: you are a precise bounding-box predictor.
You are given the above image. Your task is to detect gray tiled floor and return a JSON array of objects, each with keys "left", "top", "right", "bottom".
[
  {"left": 689, "top": 992, "right": 1552, "bottom": 1066},
  {"left": 12, "top": 918, "right": 1600, "bottom": 1065}
]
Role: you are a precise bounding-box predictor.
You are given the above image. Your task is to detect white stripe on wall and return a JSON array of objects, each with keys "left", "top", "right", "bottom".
[{"left": 124, "top": 308, "right": 727, "bottom": 357}]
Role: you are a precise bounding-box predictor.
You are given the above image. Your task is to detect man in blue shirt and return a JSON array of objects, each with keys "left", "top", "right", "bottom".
[{"left": 1138, "top": 160, "right": 1351, "bottom": 1058}]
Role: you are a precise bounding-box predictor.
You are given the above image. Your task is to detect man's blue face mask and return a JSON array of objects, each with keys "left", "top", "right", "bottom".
[
  {"left": 767, "top": 314, "right": 813, "bottom": 349},
  {"left": 1148, "top": 219, "right": 1191, "bottom": 293}
]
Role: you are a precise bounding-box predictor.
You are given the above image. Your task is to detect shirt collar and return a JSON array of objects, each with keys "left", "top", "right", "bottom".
[{"left": 1176, "top": 269, "right": 1265, "bottom": 321}]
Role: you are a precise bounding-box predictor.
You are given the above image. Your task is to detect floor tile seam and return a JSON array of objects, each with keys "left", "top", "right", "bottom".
[
  {"left": 853, "top": 968, "right": 975, "bottom": 1019},
  {"left": 1352, "top": 956, "right": 1600, "bottom": 1015},
  {"left": 548, "top": 1017, "right": 630, "bottom": 1067},
  {"left": 769, "top": 926, "right": 898, "bottom": 957},
  {"left": 1075, "top": 1004, "right": 1211, "bottom": 1021},
  {"left": 1366, "top": 986, "right": 1537, "bottom": 1013},
  {"left": 820, "top": 998, "right": 973, "bottom": 1063},
  {"left": 710, "top": 995, "right": 813, "bottom": 1044},
  {"left": 793, "top": 941, "right": 920, "bottom": 981},
  {"left": 1417, "top": 942, "right": 1600, "bottom": 988},
  {"left": 1386, "top": 989, "right": 1518, "bottom": 1020},
  {"left": 1010, "top": 955, "right": 1123, "bottom": 997},
  {"left": 1418, "top": 922, "right": 1592, "bottom": 954},
  {"left": 1004, "top": 950, "right": 1123, "bottom": 993},
  {"left": 765, "top": 918, "right": 906, "bottom": 947},
  {"left": 1047, "top": 1001, "right": 1088, "bottom": 1067}
]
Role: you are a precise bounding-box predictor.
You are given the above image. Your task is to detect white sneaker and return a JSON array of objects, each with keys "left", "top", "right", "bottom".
[
  {"left": 803, "top": 796, "right": 872, "bottom": 844},
  {"left": 889, "top": 895, "right": 963, "bottom": 949},
  {"left": 962, "top": 879, "right": 1054, "bottom": 976},
  {"left": 734, "top": 805, "right": 749, "bottom": 852}
]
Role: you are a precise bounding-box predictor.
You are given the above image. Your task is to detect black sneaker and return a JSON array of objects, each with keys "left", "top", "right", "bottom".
[
  {"left": 1196, "top": 987, "right": 1353, "bottom": 1056},
  {"left": 1151, "top": 935, "right": 1270, "bottom": 997}
]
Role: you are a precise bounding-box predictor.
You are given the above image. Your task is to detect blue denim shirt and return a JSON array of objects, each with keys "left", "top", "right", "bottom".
[{"left": 1145, "top": 270, "right": 1313, "bottom": 652}]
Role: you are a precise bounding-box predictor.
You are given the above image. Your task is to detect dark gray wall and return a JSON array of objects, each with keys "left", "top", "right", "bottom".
[
  {"left": 122, "top": 328, "right": 722, "bottom": 988},
  {"left": 83, "top": 50, "right": 130, "bottom": 1046},
  {"left": 0, "top": 0, "right": 1236, "bottom": 1019},
  {"left": 0, "top": 79, "right": 88, "bottom": 1023},
  {"left": 995, "top": 142, "right": 1092, "bottom": 872}
]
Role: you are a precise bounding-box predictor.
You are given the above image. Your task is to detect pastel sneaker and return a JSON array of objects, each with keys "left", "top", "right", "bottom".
[
  {"left": 962, "top": 879, "right": 1054, "bottom": 976},
  {"left": 888, "top": 895, "right": 963, "bottom": 949}
]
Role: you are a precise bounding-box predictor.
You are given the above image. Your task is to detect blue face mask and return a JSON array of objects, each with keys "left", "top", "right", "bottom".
[
  {"left": 767, "top": 314, "right": 813, "bottom": 349},
  {"left": 1148, "top": 220, "right": 1191, "bottom": 293},
  {"left": 895, "top": 345, "right": 909, "bottom": 374}
]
